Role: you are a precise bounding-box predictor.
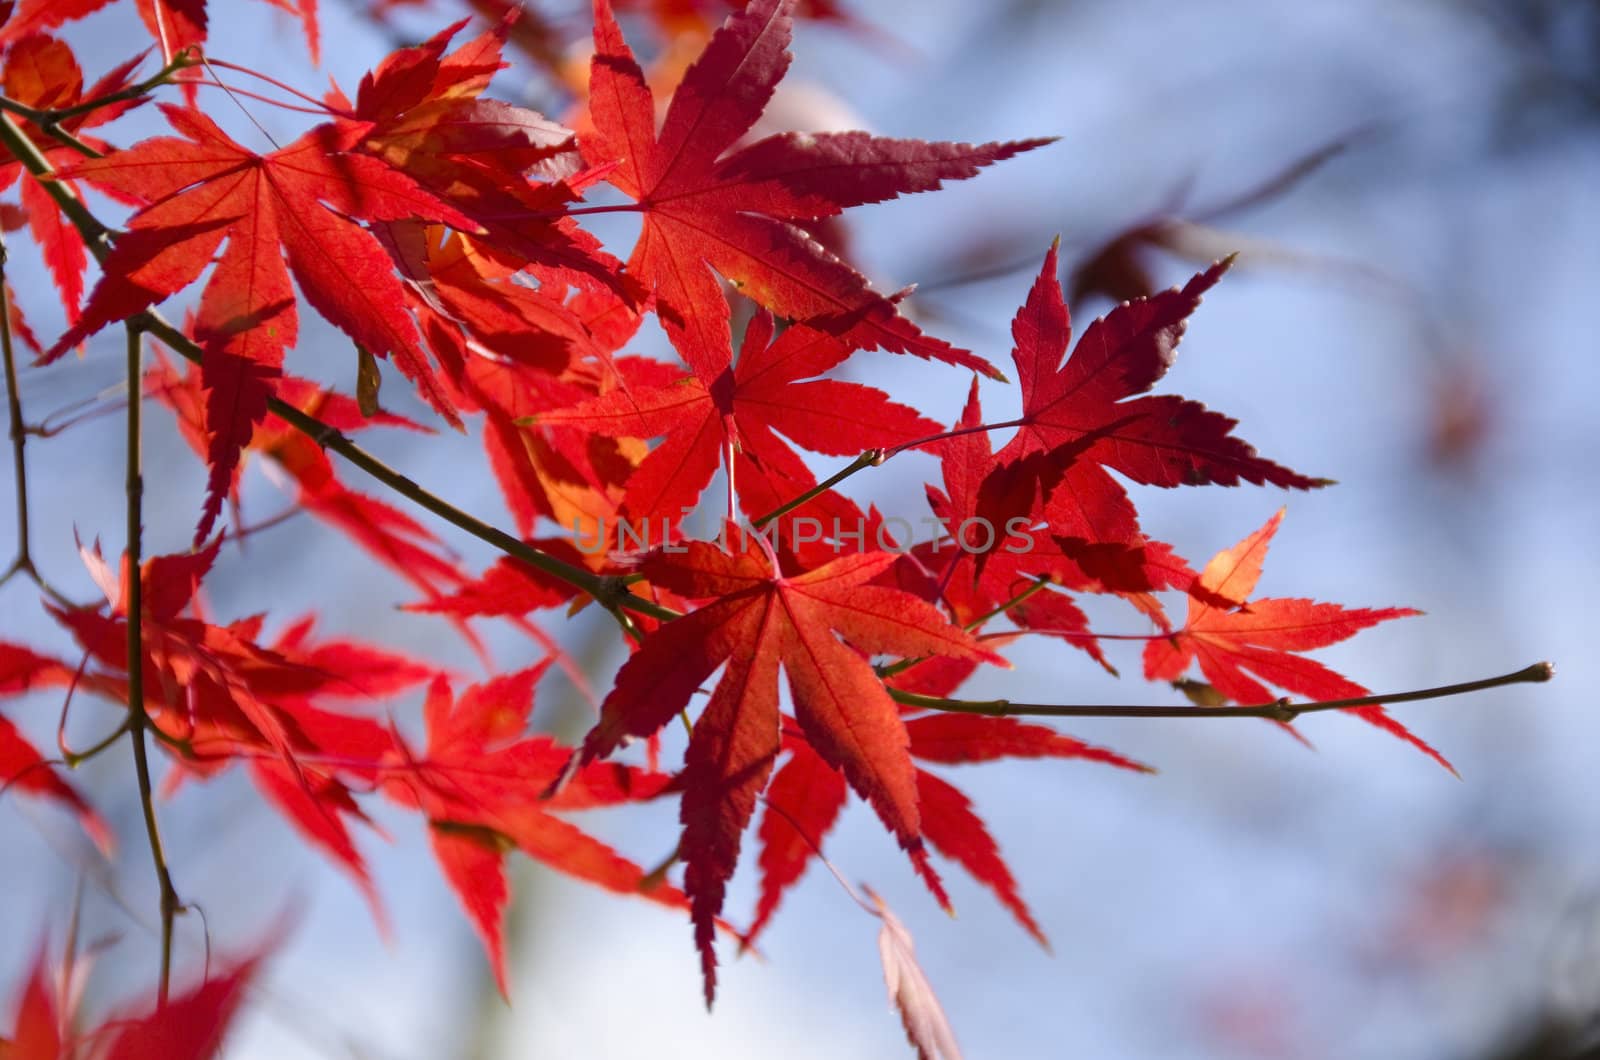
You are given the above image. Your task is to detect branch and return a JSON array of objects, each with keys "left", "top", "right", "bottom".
[
  {"left": 889, "top": 662, "right": 1554, "bottom": 719},
  {"left": 0, "top": 232, "right": 77, "bottom": 607},
  {"left": 0, "top": 49, "right": 196, "bottom": 130},
  {"left": 0, "top": 233, "right": 32, "bottom": 582},
  {"left": 122, "top": 324, "right": 182, "bottom": 1007}
]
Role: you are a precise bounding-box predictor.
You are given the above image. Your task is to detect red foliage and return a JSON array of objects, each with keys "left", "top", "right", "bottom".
[{"left": 0, "top": 0, "right": 1501, "bottom": 1054}]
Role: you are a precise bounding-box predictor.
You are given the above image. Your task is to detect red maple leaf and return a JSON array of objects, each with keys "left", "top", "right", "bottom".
[
  {"left": 383, "top": 664, "right": 692, "bottom": 996},
  {"left": 1143, "top": 508, "right": 1453, "bottom": 771},
  {"left": 568, "top": 533, "right": 1000, "bottom": 1003},
  {"left": 49, "top": 539, "right": 437, "bottom": 916},
  {"left": 335, "top": 17, "right": 627, "bottom": 295},
  {"left": 980, "top": 244, "right": 1328, "bottom": 540},
  {"left": 539, "top": 310, "right": 941, "bottom": 523},
  {"left": 584, "top": 0, "right": 1047, "bottom": 382},
  {"left": 916, "top": 378, "right": 1194, "bottom": 648},
  {"left": 50, "top": 104, "right": 480, "bottom": 540}
]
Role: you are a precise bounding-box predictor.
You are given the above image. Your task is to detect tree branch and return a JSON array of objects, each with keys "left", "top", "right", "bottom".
[
  {"left": 122, "top": 323, "right": 182, "bottom": 1007},
  {"left": 0, "top": 233, "right": 33, "bottom": 583},
  {"left": 889, "top": 662, "right": 1554, "bottom": 719}
]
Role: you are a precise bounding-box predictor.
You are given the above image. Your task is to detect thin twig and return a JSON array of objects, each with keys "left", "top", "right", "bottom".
[
  {"left": 0, "top": 98, "right": 103, "bottom": 156},
  {"left": 750, "top": 417, "right": 1030, "bottom": 529},
  {"left": 890, "top": 662, "right": 1554, "bottom": 720},
  {"left": 876, "top": 578, "right": 1054, "bottom": 682},
  {"left": 0, "top": 233, "right": 32, "bottom": 581},
  {"left": 200, "top": 58, "right": 347, "bottom": 114},
  {"left": 752, "top": 449, "right": 883, "bottom": 528},
  {"left": 64, "top": 718, "right": 132, "bottom": 768},
  {"left": 122, "top": 324, "right": 182, "bottom": 1007},
  {"left": 46, "top": 52, "right": 197, "bottom": 126}
]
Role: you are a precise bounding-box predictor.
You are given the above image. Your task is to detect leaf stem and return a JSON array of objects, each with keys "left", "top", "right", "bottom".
[
  {"left": 64, "top": 718, "right": 132, "bottom": 768},
  {"left": 123, "top": 323, "right": 181, "bottom": 1007},
  {"left": 886, "top": 417, "right": 1028, "bottom": 456},
  {"left": 752, "top": 449, "right": 883, "bottom": 528},
  {"left": 890, "top": 661, "right": 1554, "bottom": 720},
  {"left": 186, "top": 80, "right": 336, "bottom": 118},
  {"left": 751, "top": 417, "right": 1029, "bottom": 529},
  {"left": 963, "top": 576, "right": 1052, "bottom": 632},
  {"left": 560, "top": 204, "right": 645, "bottom": 217},
  {"left": 201, "top": 57, "right": 348, "bottom": 115},
  {"left": 875, "top": 577, "right": 1050, "bottom": 682}
]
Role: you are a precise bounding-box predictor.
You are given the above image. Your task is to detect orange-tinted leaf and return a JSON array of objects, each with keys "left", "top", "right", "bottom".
[{"left": 1143, "top": 509, "right": 1450, "bottom": 770}]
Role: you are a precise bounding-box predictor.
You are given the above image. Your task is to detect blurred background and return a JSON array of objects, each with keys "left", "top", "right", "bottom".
[{"left": 1, "top": 0, "right": 1597, "bottom": 1057}]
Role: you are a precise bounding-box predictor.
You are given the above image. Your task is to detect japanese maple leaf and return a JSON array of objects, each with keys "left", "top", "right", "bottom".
[
  {"left": 980, "top": 243, "right": 1328, "bottom": 538},
  {"left": 570, "top": 534, "right": 1000, "bottom": 1003},
  {"left": 584, "top": 0, "right": 1047, "bottom": 382},
  {"left": 921, "top": 378, "right": 1194, "bottom": 636},
  {"left": 383, "top": 665, "right": 691, "bottom": 996},
  {"left": 334, "top": 17, "right": 626, "bottom": 294},
  {"left": 746, "top": 715, "right": 1147, "bottom": 948},
  {"left": 48, "top": 539, "right": 434, "bottom": 916},
  {"left": 0, "top": 642, "right": 114, "bottom": 852},
  {"left": 1143, "top": 508, "right": 1453, "bottom": 771},
  {"left": 539, "top": 310, "right": 940, "bottom": 523},
  {"left": 50, "top": 104, "right": 479, "bottom": 539}
]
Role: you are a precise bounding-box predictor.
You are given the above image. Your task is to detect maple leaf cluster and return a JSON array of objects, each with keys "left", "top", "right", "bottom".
[{"left": 0, "top": 0, "right": 1478, "bottom": 1055}]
